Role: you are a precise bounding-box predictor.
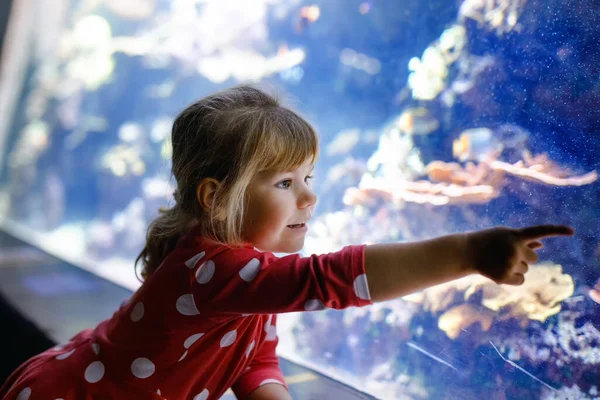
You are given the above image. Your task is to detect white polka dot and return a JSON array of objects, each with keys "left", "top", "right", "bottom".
[
  {"left": 52, "top": 344, "right": 65, "bottom": 351},
  {"left": 220, "top": 330, "right": 237, "bottom": 347},
  {"left": 157, "top": 389, "right": 161, "bottom": 395},
  {"left": 56, "top": 349, "right": 76, "bottom": 360},
  {"left": 85, "top": 361, "right": 105, "bottom": 383},
  {"left": 184, "top": 333, "right": 204, "bottom": 349},
  {"left": 304, "top": 299, "right": 326, "bottom": 311},
  {"left": 266, "top": 324, "right": 277, "bottom": 341},
  {"left": 259, "top": 378, "right": 284, "bottom": 386},
  {"left": 264, "top": 315, "right": 272, "bottom": 333},
  {"left": 176, "top": 294, "right": 200, "bottom": 316},
  {"left": 56, "top": 348, "right": 76, "bottom": 360},
  {"left": 16, "top": 387, "right": 31, "bottom": 400},
  {"left": 55, "top": 398, "right": 65, "bottom": 400},
  {"left": 245, "top": 340, "right": 255, "bottom": 358},
  {"left": 353, "top": 274, "right": 371, "bottom": 300},
  {"left": 239, "top": 258, "right": 261, "bottom": 282},
  {"left": 193, "top": 389, "right": 209, "bottom": 400},
  {"left": 185, "top": 251, "right": 206, "bottom": 269},
  {"left": 178, "top": 350, "right": 188, "bottom": 362},
  {"left": 195, "top": 260, "right": 215, "bottom": 284},
  {"left": 131, "top": 357, "right": 155, "bottom": 379},
  {"left": 130, "top": 302, "right": 144, "bottom": 322},
  {"left": 92, "top": 343, "right": 100, "bottom": 355}
]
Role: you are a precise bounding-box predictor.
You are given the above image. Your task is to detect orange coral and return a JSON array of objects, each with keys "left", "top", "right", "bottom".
[
  {"left": 345, "top": 151, "right": 597, "bottom": 207},
  {"left": 438, "top": 304, "right": 495, "bottom": 339},
  {"left": 405, "top": 262, "right": 574, "bottom": 339}
]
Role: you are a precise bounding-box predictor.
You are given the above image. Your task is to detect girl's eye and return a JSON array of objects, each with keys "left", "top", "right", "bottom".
[
  {"left": 276, "top": 175, "right": 313, "bottom": 189},
  {"left": 276, "top": 179, "right": 292, "bottom": 189}
]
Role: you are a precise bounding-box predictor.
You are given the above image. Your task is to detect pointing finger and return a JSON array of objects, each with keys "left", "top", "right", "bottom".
[{"left": 518, "top": 225, "right": 574, "bottom": 240}]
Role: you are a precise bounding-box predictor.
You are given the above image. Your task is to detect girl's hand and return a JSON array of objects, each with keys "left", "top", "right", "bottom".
[{"left": 465, "top": 225, "right": 575, "bottom": 285}]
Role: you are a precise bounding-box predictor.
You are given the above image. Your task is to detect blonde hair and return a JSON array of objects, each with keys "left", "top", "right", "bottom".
[{"left": 135, "top": 85, "right": 319, "bottom": 281}]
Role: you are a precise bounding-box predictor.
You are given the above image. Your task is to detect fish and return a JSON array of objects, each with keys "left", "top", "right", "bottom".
[
  {"left": 452, "top": 124, "right": 529, "bottom": 162},
  {"left": 589, "top": 288, "right": 600, "bottom": 304},
  {"left": 296, "top": 5, "right": 321, "bottom": 34},
  {"left": 589, "top": 277, "right": 600, "bottom": 304},
  {"left": 359, "top": 1, "right": 375, "bottom": 15},
  {"left": 393, "top": 107, "right": 440, "bottom": 135}
]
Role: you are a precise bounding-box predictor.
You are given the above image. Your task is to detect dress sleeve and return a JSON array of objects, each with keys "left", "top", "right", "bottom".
[
  {"left": 230, "top": 316, "right": 287, "bottom": 399},
  {"left": 188, "top": 244, "right": 372, "bottom": 315}
]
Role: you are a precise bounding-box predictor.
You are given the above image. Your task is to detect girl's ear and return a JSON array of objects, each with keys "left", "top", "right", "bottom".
[
  {"left": 196, "top": 178, "right": 227, "bottom": 221},
  {"left": 196, "top": 178, "right": 220, "bottom": 211}
]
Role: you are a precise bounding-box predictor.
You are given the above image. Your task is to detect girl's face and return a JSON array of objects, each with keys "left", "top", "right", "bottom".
[{"left": 242, "top": 159, "right": 317, "bottom": 253}]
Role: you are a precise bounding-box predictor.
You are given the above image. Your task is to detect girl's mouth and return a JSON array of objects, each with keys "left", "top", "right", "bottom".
[{"left": 287, "top": 223, "right": 306, "bottom": 229}]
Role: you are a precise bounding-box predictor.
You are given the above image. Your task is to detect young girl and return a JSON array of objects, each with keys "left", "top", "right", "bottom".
[{"left": 0, "top": 86, "right": 573, "bottom": 400}]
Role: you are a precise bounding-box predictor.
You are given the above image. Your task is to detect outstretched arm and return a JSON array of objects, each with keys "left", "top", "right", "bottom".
[
  {"left": 365, "top": 233, "right": 470, "bottom": 302},
  {"left": 364, "top": 225, "right": 574, "bottom": 302}
]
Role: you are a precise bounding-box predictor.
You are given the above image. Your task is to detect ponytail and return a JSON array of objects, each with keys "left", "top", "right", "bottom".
[{"left": 135, "top": 203, "right": 193, "bottom": 282}]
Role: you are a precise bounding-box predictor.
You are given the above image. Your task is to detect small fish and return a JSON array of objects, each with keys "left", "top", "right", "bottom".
[
  {"left": 589, "top": 278, "right": 600, "bottom": 304},
  {"left": 359, "top": 1, "right": 375, "bottom": 15},
  {"left": 394, "top": 107, "right": 440, "bottom": 135},
  {"left": 296, "top": 5, "right": 321, "bottom": 34},
  {"left": 452, "top": 124, "right": 529, "bottom": 162},
  {"left": 589, "top": 288, "right": 600, "bottom": 304}
]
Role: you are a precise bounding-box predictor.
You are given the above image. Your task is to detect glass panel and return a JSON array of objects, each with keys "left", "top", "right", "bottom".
[{"left": 1, "top": 0, "right": 598, "bottom": 398}]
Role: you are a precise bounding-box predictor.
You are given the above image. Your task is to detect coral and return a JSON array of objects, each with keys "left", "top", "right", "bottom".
[
  {"left": 490, "top": 151, "right": 598, "bottom": 186},
  {"left": 407, "top": 25, "right": 466, "bottom": 101},
  {"left": 365, "top": 123, "right": 425, "bottom": 182},
  {"left": 407, "top": 46, "right": 448, "bottom": 101},
  {"left": 459, "top": 0, "right": 526, "bottom": 35},
  {"left": 482, "top": 306, "right": 600, "bottom": 400},
  {"left": 346, "top": 151, "right": 597, "bottom": 208},
  {"left": 464, "top": 262, "right": 575, "bottom": 323},
  {"left": 438, "top": 303, "right": 495, "bottom": 339},
  {"left": 344, "top": 174, "right": 499, "bottom": 207},
  {"left": 405, "top": 263, "right": 574, "bottom": 338},
  {"left": 541, "top": 384, "right": 600, "bottom": 400},
  {"left": 553, "top": 311, "right": 600, "bottom": 365}
]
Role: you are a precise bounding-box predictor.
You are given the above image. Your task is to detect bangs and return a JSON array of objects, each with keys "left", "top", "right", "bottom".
[{"left": 256, "top": 107, "right": 319, "bottom": 172}]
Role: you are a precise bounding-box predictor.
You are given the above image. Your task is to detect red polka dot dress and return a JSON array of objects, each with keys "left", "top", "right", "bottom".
[{"left": 0, "top": 228, "right": 372, "bottom": 399}]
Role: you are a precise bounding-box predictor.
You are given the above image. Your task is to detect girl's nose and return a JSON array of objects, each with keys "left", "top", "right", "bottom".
[{"left": 299, "top": 188, "right": 318, "bottom": 209}]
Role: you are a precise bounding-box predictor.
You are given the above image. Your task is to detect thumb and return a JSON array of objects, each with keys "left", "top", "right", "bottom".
[{"left": 502, "top": 273, "right": 525, "bottom": 286}]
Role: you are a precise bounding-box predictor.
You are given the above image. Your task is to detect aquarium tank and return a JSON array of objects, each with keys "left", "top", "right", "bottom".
[{"left": 0, "top": 0, "right": 599, "bottom": 399}]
